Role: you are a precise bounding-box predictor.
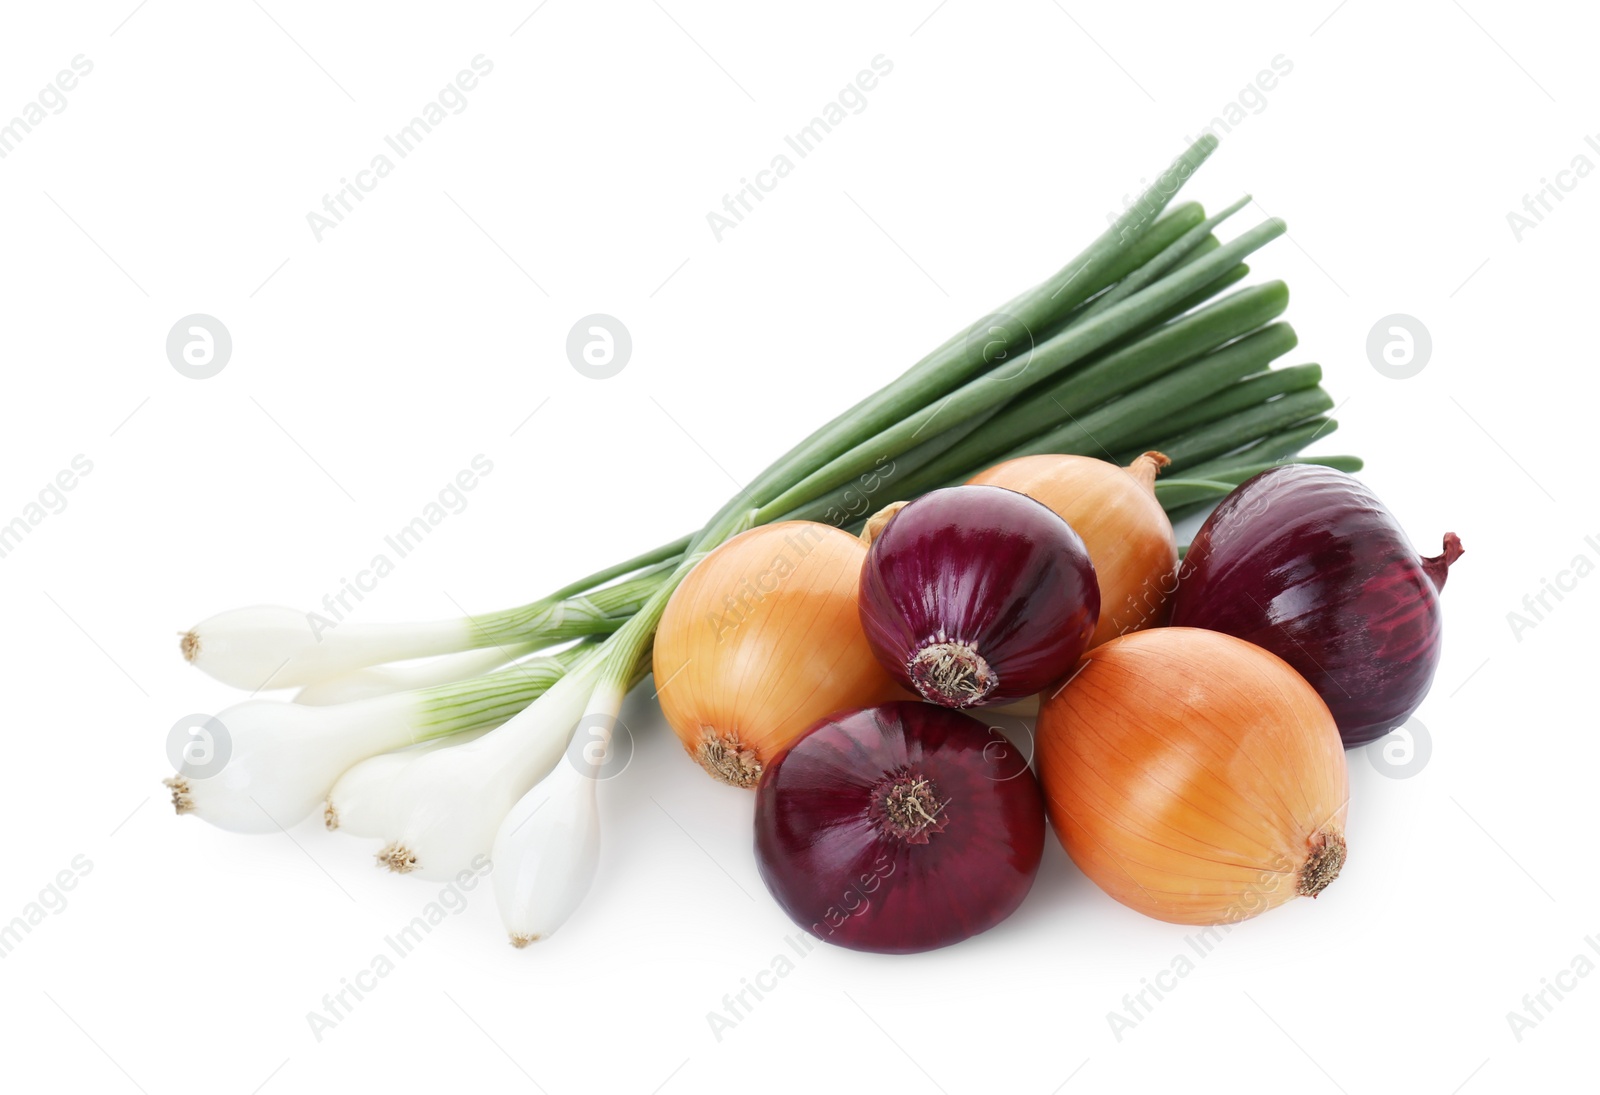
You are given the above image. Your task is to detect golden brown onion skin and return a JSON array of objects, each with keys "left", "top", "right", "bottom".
[
  {"left": 653, "top": 522, "right": 908, "bottom": 788},
  {"left": 1037, "top": 627, "right": 1349, "bottom": 926}
]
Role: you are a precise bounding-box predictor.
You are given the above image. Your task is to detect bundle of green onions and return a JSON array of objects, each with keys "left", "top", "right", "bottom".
[{"left": 168, "top": 135, "right": 1360, "bottom": 945}]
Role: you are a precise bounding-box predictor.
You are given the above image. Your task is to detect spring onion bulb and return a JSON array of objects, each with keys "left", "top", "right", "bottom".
[
  {"left": 180, "top": 606, "right": 469, "bottom": 692},
  {"left": 164, "top": 662, "right": 572, "bottom": 833},
  {"left": 294, "top": 644, "right": 542, "bottom": 705},
  {"left": 324, "top": 729, "right": 487, "bottom": 835},
  {"left": 324, "top": 640, "right": 595, "bottom": 832},
  {"left": 368, "top": 655, "right": 603, "bottom": 879},
  {"left": 489, "top": 687, "right": 614, "bottom": 946},
  {"left": 491, "top": 531, "right": 726, "bottom": 943},
  {"left": 164, "top": 695, "right": 418, "bottom": 833},
  {"left": 181, "top": 567, "right": 669, "bottom": 691}
]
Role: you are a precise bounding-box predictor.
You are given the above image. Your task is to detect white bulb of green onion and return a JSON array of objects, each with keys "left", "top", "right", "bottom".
[
  {"left": 294, "top": 645, "right": 537, "bottom": 706},
  {"left": 163, "top": 692, "right": 425, "bottom": 833},
  {"left": 181, "top": 605, "right": 471, "bottom": 691},
  {"left": 165, "top": 665, "right": 552, "bottom": 834},
  {"left": 490, "top": 684, "right": 622, "bottom": 946},
  {"left": 182, "top": 577, "right": 656, "bottom": 694},
  {"left": 322, "top": 729, "right": 487, "bottom": 836},
  {"left": 370, "top": 656, "right": 602, "bottom": 880},
  {"left": 491, "top": 765, "right": 600, "bottom": 948}
]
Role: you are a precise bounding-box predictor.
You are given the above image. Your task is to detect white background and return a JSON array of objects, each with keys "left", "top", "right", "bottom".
[{"left": 0, "top": 1, "right": 1594, "bottom": 1092}]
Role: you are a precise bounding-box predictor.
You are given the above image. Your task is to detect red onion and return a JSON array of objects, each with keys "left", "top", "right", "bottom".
[
  {"left": 753, "top": 701, "right": 1045, "bottom": 953},
  {"left": 1171, "top": 464, "right": 1463, "bottom": 747},
  {"left": 857, "top": 486, "right": 1099, "bottom": 707}
]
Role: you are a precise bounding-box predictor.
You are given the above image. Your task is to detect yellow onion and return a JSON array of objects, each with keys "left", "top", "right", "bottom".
[
  {"left": 653, "top": 522, "right": 906, "bottom": 787},
  {"left": 1037, "top": 627, "right": 1348, "bottom": 925},
  {"left": 968, "top": 451, "right": 1177, "bottom": 648}
]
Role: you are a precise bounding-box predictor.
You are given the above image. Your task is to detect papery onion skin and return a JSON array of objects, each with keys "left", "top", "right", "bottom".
[
  {"left": 754, "top": 701, "right": 1045, "bottom": 954},
  {"left": 969, "top": 452, "right": 1177, "bottom": 648},
  {"left": 1037, "top": 627, "right": 1348, "bottom": 926},
  {"left": 1170, "top": 464, "right": 1463, "bottom": 747},
  {"left": 858, "top": 485, "right": 1099, "bottom": 708},
  {"left": 653, "top": 522, "right": 907, "bottom": 789}
]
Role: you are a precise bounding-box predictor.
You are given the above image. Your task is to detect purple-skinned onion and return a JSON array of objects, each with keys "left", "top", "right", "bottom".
[
  {"left": 858, "top": 485, "right": 1099, "bottom": 708},
  {"left": 753, "top": 701, "right": 1045, "bottom": 954},
  {"left": 1171, "top": 464, "right": 1463, "bottom": 747}
]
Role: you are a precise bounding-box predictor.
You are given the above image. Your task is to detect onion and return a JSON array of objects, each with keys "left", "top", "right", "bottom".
[
  {"left": 968, "top": 451, "right": 1177, "bottom": 648},
  {"left": 1170, "top": 464, "right": 1463, "bottom": 746},
  {"left": 1038, "top": 627, "right": 1348, "bottom": 925},
  {"left": 753, "top": 701, "right": 1045, "bottom": 953},
  {"left": 653, "top": 522, "right": 906, "bottom": 788},
  {"left": 857, "top": 485, "right": 1098, "bottom": 707}
]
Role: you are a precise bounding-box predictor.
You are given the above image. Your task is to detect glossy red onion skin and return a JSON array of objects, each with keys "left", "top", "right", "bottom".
[
  {"left": 1171, "top": 465, "right": 1462, "bottom": 747},
  {"left": 753, "top": 701, "right": 1045, "bottom": 954},
  {"left": 858, "top": 486, "right": 1099, "bottom": 707}
]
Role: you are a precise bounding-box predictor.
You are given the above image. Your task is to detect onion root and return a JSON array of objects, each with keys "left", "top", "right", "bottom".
[
  {"left": 695, "top": 728, "right": 764, "bottom": 788},
  {"left": 908, "top": 640, "right": 997, "bottom": 708},
  {"left": 163, "top": 776, "right": 194, "bottom": 815},
  {"left": 376, "top": 842, "right": 418, "bottom": 874},
  {"left": 1297, "top": 827, "right": 1347, "bottom": 898}
]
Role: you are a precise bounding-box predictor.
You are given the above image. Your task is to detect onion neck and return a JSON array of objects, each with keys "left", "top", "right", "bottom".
[
  {"left": 860, "top": 501, "right": 909, "bottom": 547},
  {"left": 1297, "top": 827, "right": 1346, "bottom": 898},
  {"left": 1127, "top": 450, "right": 1171, "bottom": 494},
  {"left": 1421, "top": 532, "right": 1464, "bottom": 592},
  {"left": 908, "top": 640, "right": 997, "bottom": 708}
]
